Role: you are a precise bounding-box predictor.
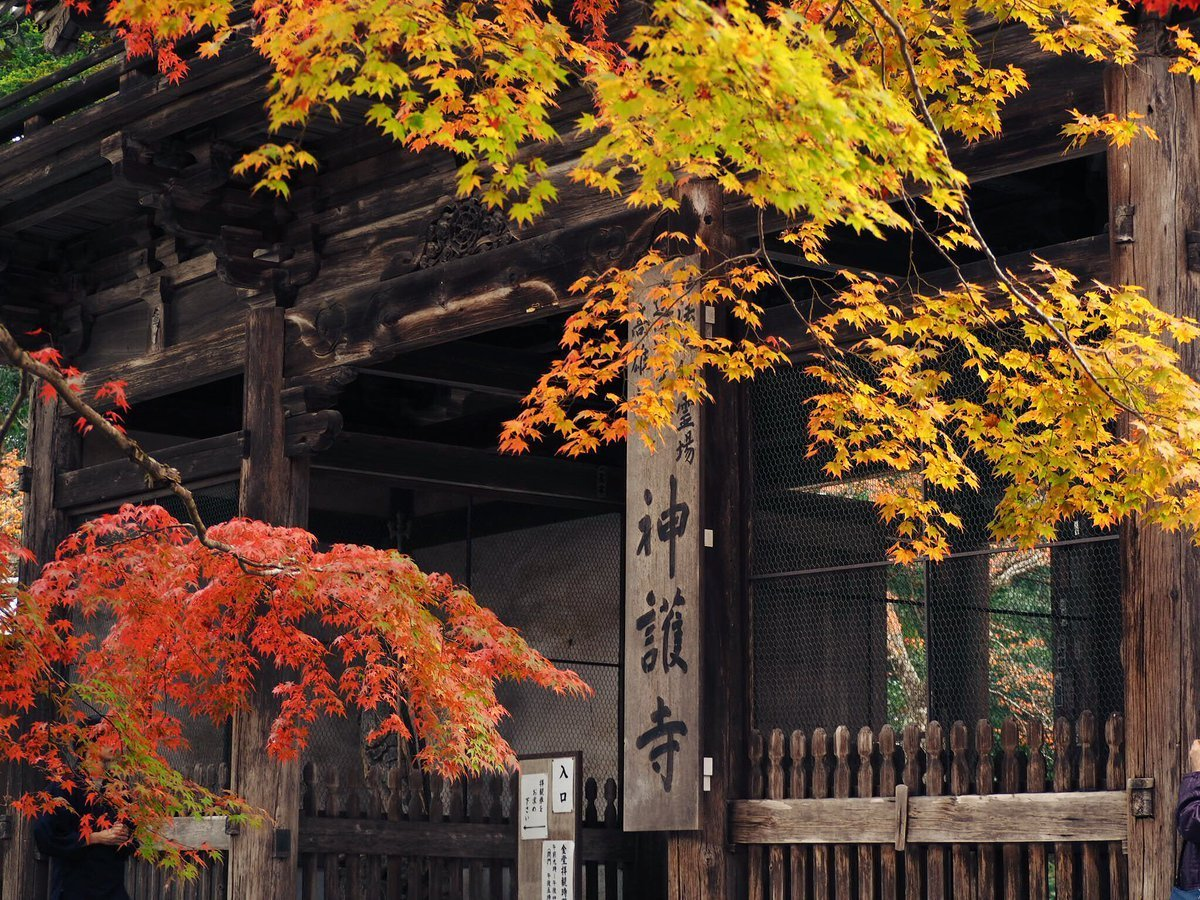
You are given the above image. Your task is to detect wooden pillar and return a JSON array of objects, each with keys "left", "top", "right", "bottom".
[
  {"left": 228, "top": 306, "right": 308, "bottom": 900},
  {"left": 665, "top": 181, "right": 748, "bottom": 900},
  {"left": 1107, "top": 42, "right": 1200, "bottom": 900},
  {"left": 2, "top": 388, "right": 79, "bottom": 900}
]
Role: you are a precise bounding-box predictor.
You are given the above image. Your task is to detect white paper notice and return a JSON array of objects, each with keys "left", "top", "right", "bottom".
[
  {"left": 541, "top": 840, "right": 575, "bottom": 900},
  {"left": 520, "top": 772, "right": 549, "bottom": 840},
  {"left": 552, "top": 757, "right": 575, "bottom": 814}
]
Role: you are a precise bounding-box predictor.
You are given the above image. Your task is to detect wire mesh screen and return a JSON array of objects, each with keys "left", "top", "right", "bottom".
[
  {"left": 411, "top": 505, "right": 624, "bottom": 788},
  {"left": 749, "top": 366, "right": 1122, "bottom": 738},
  {"left": 70, "top": 482, "right": 240, "bottom": 773}
]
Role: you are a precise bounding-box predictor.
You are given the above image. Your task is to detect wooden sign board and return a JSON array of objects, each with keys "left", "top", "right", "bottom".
[
  {"left": 517, "top": 753, "right": 583, "bottom": 900},
  {"left": 622, "top": 274, "right": 703, "bottom": 831}
]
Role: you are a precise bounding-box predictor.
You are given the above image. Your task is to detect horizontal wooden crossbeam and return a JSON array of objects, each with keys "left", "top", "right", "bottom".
[
  {"left": 313, "top": 432, "right": 621, "bottom": 508},
  {"left": 297, "top": 818, "right": 630, "bottom": 861},
  {"left": 729, "top": 791, "right": 1127, "bottom": 845}
]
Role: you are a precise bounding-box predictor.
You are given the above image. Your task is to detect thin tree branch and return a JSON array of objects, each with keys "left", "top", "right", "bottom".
[{"left": 0, "top": 371, "right": 29, "bottom": 452}]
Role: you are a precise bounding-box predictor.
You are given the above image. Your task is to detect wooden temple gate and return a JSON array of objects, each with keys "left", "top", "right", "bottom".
[{"left": 3, "top": 3, "right": 1200, "bottom": 900}]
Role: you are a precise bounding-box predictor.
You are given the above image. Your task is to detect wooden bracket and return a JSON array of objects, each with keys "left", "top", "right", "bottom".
[
  {"left": 1128, "top": 776, "right": 1155, "bottom": 818},
  {"left": 894, "top": 783, "right": 910, "bottom": 851}
]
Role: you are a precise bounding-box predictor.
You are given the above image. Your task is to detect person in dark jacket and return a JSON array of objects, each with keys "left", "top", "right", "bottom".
[{"left": 33, "top": 718, "right": 134, "bottom": 900}]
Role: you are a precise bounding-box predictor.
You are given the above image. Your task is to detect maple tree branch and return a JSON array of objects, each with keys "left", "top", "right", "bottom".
[{"left": 0, "top": 321, "right": 241, "bottom": 559}]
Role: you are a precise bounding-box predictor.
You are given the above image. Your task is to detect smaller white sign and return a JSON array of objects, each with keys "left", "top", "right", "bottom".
[
  {"left": 541, "top": 840, "right": 575, "bottom": 900},
  {"left": 552, "top": 757, "right": 575, "bottom": 814},
  {"left": 520, "top": 772, "right": 548, "bottom": 840}
]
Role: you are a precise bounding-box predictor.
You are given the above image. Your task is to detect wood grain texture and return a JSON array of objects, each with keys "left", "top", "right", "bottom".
[
  {"left": 228, "top": 307, "right": 305, "bottom": 900},
  {"left": 729, "top": 792, "right": 1127, "bottom": 845},
  {"left": 1107, "top": 49, "right": 1200, "bottom": 900}
]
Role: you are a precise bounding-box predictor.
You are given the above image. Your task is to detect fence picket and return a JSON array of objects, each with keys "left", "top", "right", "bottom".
[
  {"left": 602, "top": 777, "right": 620, "bottom": 900},
  {"left": 833, "top": 727, "right": 852, "bottom": 900},
  {"left": 976, "top": 720, "right": 995, "bottom": 900},
  {"left": 324, "top": 766, "right": 342, "bottom": 900},
  {"left": 386, "top": 767, "right": 403, "bottom": 900},
  {"left": 769, "top": 730, "right": 787, "bottom": 900},
  {"left": 749, "top": 730, "right": 766, "bottom": 900},
  {"left": 1077, "top": 711, "right": 1101, "bottom": 900},
  {"left": 812, "top": 728, "right": 831, "bottom": 900},
  {"left": 879, "top": 725, "right": 898, "bottom": 900},
  {"left": 902, "top": 724, "right": 922, "bottom": 900},
  {"left": 925, "top": 722, "right": 946, "bottom": 900},
  {"left": 856, "top": 727, "right": 875, "bottom": 900},
  {"left": 949, "top": 723, "right": 976, "bottom": 900},
  {"left": 1026, "top": 720, "right": 1048, "bottom": 900},
  {"left": 789, "top": 730, "right": 809, "bottom": 900},
  {"left": 1105, "top": 714, "right": 1128, "bottom": 900},
  {"left": 1000, "top": 719, "right": 1023, "bottom": 900},
  {"left": 1053, "top": 717, "right": 1076, "bottom": 900}
]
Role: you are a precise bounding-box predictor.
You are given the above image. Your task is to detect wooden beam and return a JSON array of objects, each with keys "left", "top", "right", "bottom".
[
  {"left": 297, "top": 818, "right": 631, "bottom": 861},
  {"left": 729, "top": 791, "right": 1127, "bottom": 845},
  {"left": 1108, "top": 47, "right": 1200, "bottom": 900},
  {"left": 229, "top": 307, "right": 305, "bottom": 900},
  {"left": 53, "top": 431, "right": 244, "bottom": 510},
  {"left": 312, "top": 433, "right": 620, "bottom": 508},
  {"left": 358, "top": 343, "right": 543, "bottom": 399},
  {"left": 762, "top": 233, "right": 1112, "bottom": 352}
]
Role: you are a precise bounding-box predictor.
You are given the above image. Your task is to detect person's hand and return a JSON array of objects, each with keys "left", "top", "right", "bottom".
[
  {"left": 87, "top": 824, "right": 130, "bottom": 847},
  {"left": 1189, "top": 739, "right": 1200, "bottom": 773}
]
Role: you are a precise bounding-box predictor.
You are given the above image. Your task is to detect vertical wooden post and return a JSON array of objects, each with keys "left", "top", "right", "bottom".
[
  {"left": 2, "top": 387, "right": 79, "bottom": 900},
  {"left": 1107, "top": 39, "right": 1200, "bottom": 900},
  {"left": 664, "top": 179, "right": 748, "bottom": 900},
  {"left": 228, "top": 306, "right": 307, "bottom": 900}
]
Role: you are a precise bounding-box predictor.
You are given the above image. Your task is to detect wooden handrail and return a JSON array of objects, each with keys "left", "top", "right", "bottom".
[{"left": 730, "top": 791, "right": 1127, "bottom": 845}]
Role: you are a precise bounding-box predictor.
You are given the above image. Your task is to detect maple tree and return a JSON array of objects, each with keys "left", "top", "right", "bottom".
[
  {"left": 0, "top": 336, "right": 588, "bottom": 873},
  {"left": 8, "top": 0, "right": 1200, "bottom": 871}
]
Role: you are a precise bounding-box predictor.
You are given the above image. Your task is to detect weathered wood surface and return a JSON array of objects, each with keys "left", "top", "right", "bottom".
[
  {"left": 228, "top": 307, "right": 304, "bottom": 900},
  {"left": 622, "top": 244, "right": 704, "bottom": 830},
  {"left": 54, "top": 431, "right": 244, "bottom": 509},
  {"left": 1108, "top": 48, "right": 1200, "bottom": 900}
]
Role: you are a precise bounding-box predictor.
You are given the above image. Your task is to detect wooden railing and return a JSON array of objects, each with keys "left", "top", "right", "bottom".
[{"left": 736, "top": 711, "right": 1128, "bottom": 899}]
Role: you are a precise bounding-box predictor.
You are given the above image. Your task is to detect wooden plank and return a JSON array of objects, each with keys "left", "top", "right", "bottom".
[
  {"left": 621, "top": 260, "right": 703, "bottom": 832},
  {"left": 54, "top": 431, "right": 244, "bottom": 509},
  {"left": 729, "top": 791, "right": 1128, "bottom": 845},
  {"left": 949, "top": 724, "right": 976, "bottom": 900},
  {"left": 925, "top": 722, "right": 946, "bottom": 900},
  {"left": 999, "top": 720, "right": 1022, "bottom": 900},
  {"left": 1025, "top": 721, "right": 1048, "bottom": 900},
  {"left": 878, "top": 727, "right": 898, "bottom": 900},
  {"left": 312, "top": 433, "right": 619, "bottom": 507}
]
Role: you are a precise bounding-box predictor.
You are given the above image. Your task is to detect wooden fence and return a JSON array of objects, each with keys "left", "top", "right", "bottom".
[
  {"left": 734, "top": 712, "right": 1128, "bottom": 900},
  {"left": 123, "top": 761, "right": 632, "bottom": 900},
  {"left": 298, "top": 762, "right": 631, "bottom": 900}
]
